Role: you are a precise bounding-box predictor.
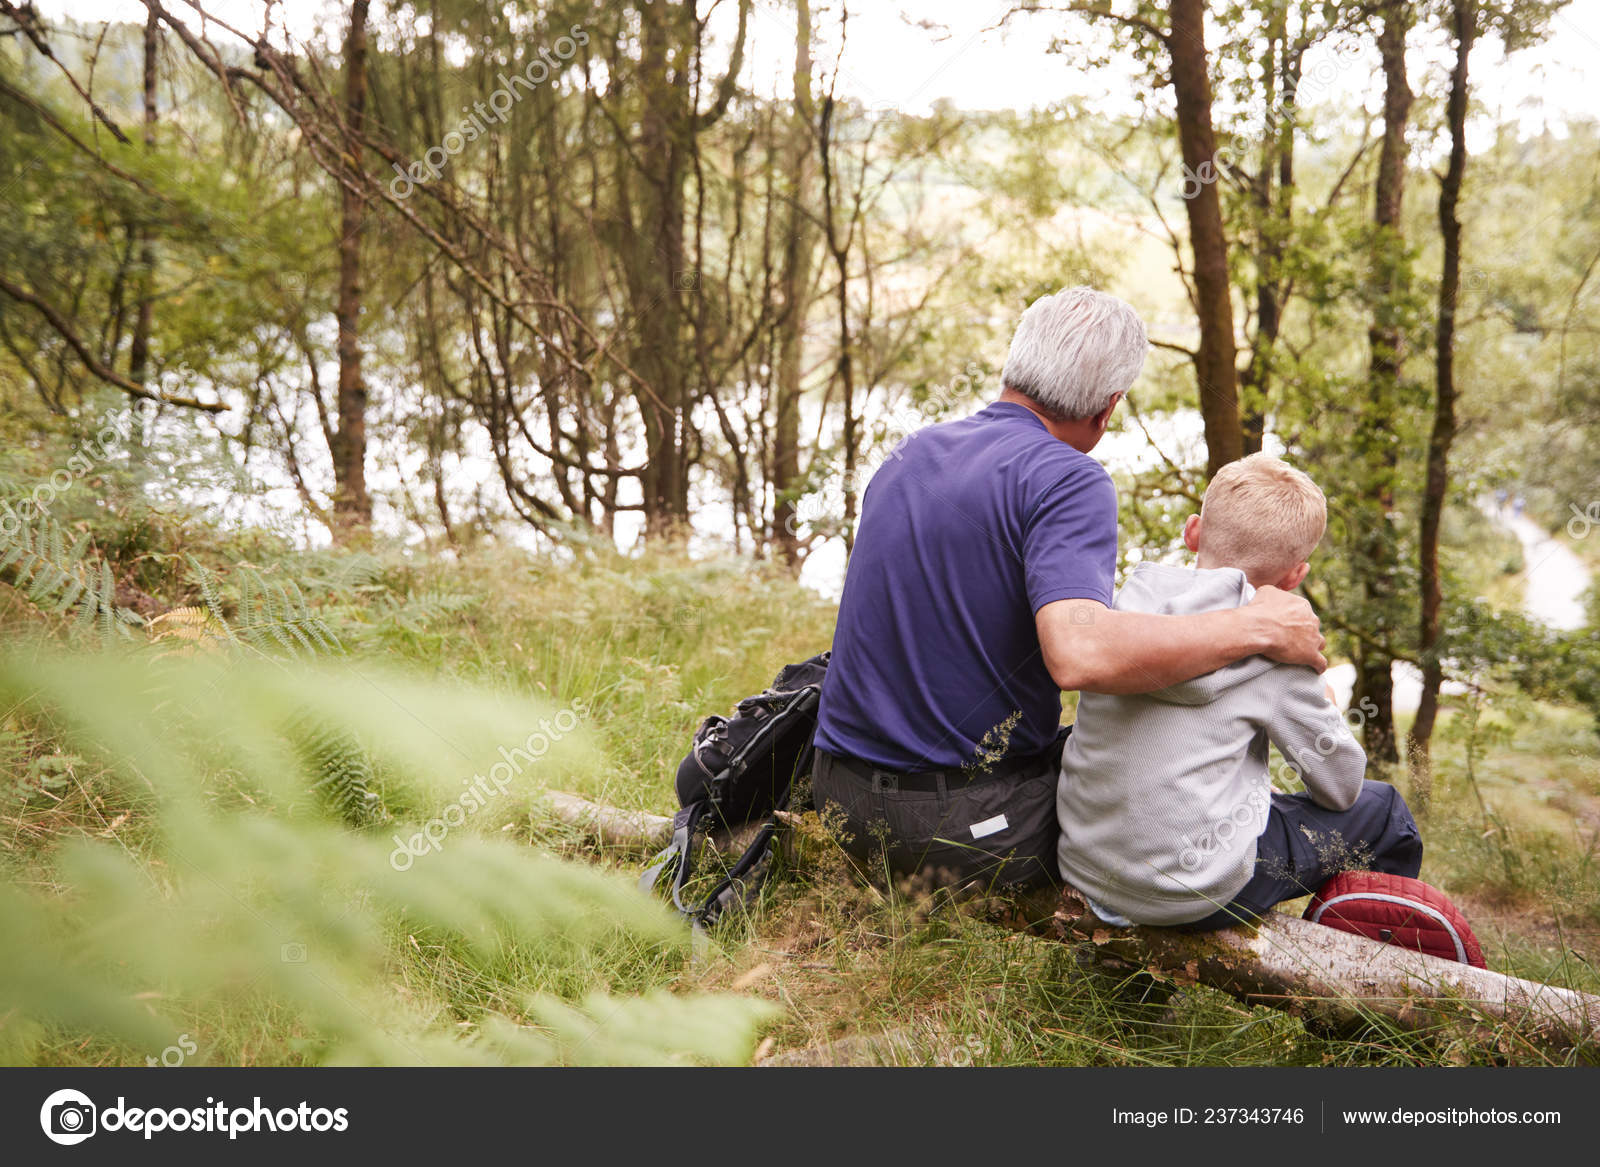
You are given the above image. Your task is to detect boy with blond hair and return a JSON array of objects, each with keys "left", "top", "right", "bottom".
[{"left": 1056, "top": 453, "right": 1422, "bottom": 928}]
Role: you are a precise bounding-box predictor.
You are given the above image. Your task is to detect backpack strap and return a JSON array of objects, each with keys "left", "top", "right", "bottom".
[
  {"left": 689, "top": 738, "right": 814, "bottom": 926},
  {"left": 638, "top": 803, "right": 706, "bottom": 914},
  {"left": 641, "top": 801, "right": 779, "bottom": 926},
  {"left": 644, "top": 722, "right": 818, "bottom": 926},
  {"left": 693, "top": 819, "right": 780, "bottom": 927}
]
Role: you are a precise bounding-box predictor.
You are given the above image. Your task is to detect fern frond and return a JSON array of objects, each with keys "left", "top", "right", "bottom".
[
  {"left": 232, "top": 567, "right": 342, "bottom": 659},
  {"left": 289, "top": 713, "right": 386, "bottom": 826},
  {"left": 55, "top": 575, "right": 85, "bottom": 613},
  {"left": 147, "top": 606, "right": 230, "bottom": 658},
  {"left": 97, "top": 561, "right": 119, "bottom": 643},
  {"left": 180, "top": 558, "right": 342, "bottom": 660},
  {"left": 387, "top": 591, "right": 481, "bottom": 633},
  {"left": 0, "top": 506, "right": 134, "bottom": 644}
]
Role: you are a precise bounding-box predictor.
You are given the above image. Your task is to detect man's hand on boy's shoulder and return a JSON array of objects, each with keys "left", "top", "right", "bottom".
[{"left": 1243, "top": 585, "right": 1327, "bottom": 673}]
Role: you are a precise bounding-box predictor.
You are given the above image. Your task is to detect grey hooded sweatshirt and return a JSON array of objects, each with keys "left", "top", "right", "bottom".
[{"left": 1055, "top": 562, "right": 1367, "bottom": 925}]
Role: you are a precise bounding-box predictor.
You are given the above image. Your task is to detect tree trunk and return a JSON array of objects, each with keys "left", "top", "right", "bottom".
[
  {"left": 127, "top": 7, "right": 159, "bottom": 446},
  {"left": 630, "top": 1, "right": 691, "bottom": 538},
  {"left": 331, "top": 0, "right": 372, "bottom": 533},
  {"left": 1168, "top": 0, "right": 1242, "bottom": 478},
  {"left": 620, "top": 0, "right": 747, "bottom": 539},
  {"left": 1353, "top": 2, "right": 1414, "bottom": 766},
  {"left": 1408, "top": 0, "right": 1475, "bottom": 805},
  {"left": 771, "top": 0, "right": 816, "bottom": 569},
  {"left": 818, "top": 94, "right": 859, "bottom": 555},
  {"left": 1240, "top": 12, "right": 1294, "bottom": 457}
]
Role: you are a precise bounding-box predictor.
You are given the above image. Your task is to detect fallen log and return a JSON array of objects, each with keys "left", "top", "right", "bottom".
[
  {"left": 1051, "top": 885, "right": 1599, "bottom": 1063},
  {"left": 538, "top": 791, "right": 1600, "bottom": 1061},
  {"left": 538, "top": 790, "right": 673, "bottom": 851},
  {"left": 537, "top": 790, "right": 769, "bottom": 855}
]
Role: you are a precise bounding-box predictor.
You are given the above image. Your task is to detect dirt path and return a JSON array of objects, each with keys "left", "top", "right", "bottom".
[{"left": 1329, "top": 503, "right": 1597, "bottom": 711}]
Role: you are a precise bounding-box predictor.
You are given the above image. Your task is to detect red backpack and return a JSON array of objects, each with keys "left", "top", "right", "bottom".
[{"left": 1304, "top": 872, "right": 1486, "bottom": 968}]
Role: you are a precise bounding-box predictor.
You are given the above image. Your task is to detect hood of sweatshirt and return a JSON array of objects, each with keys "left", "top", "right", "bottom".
[{"left": 1113, "top": 562, "right": 1278, "bottom": 706}]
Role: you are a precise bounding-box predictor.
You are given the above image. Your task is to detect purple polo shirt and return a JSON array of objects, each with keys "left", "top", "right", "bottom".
[{"left": 814, "top": 401, "right": 1118, "bottom": 771}]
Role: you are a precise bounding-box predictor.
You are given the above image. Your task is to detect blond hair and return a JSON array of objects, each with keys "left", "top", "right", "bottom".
[{"left": 1197, "top": 453, "right": 1327, "bottom": 584}]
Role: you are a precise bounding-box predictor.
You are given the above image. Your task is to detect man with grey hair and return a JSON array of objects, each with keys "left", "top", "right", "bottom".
[
  {"left": 812, "top": 287, "right": 1327, "bottom": 891},
  {"left": 999, "top": 285, "right": 1151, "bottom": 422}
]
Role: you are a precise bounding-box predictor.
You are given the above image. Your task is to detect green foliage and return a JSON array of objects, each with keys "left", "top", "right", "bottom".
[
  {"left": 187, "top": 555, "right": 343, "bottom": 659},
  {"left": 290, "top": 713, "right": 387, "bottom": 828},
  {"left": 168, "top": 551, "right": 375, "bottom": 825},
  {"left": 1430, "top": 592, "right": 1600, "bottom": 741},
  {"left": 0, "top": 643, "right": 775, "bottom": 1067},
  {"left": 0, "top": 503, "right": 137, "bottom": 642}
]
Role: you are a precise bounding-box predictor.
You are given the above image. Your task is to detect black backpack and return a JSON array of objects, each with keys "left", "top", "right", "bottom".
[{"left": 640, "top": 651, "right": 829, "bottom": 926}]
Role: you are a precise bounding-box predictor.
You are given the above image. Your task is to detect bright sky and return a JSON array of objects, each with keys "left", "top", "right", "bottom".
[{"left": 40, "top": 0, "right": 1600, "bottom": 137}]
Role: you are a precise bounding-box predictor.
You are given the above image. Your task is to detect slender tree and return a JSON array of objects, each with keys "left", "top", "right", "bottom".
[
  {"left": 1407, "top": 0, "right": 1477, "bottom": 801},
  {"left": 1168, "top": 0, "right": 1243, "bottom": 476},
  {"left": 1036, "top": 1, "right": 1244, "bottom": 475},
  {"left": 1351, "top": 0, "right": 1415, "bottom": 766},
  {"left": 127, "top": 5, "right": 160, "bottom": 445},
  {"left": 771, "top": 0, "right": 817, "bottom": 568},
  {"left": 818, "top": 88, "right": 858, "bottom": 552},
  {"left": 609, "top": 0, "right": 751, "bottom": 538},
  {"left": 331, "top": 0, "right": 372, "bottom": 532}
]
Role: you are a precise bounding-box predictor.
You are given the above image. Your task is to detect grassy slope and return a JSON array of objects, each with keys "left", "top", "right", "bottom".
[{"left": 3, "top": 504, "right": 1597, "bottom": 1067}]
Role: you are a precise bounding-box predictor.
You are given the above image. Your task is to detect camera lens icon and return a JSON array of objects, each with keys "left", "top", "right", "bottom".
[
  {"left": 40, "top": 1089, "right": 97, "bottom": 1146},
  {"left": 281, "top": 942, "right": 308, "bottom": 963}
]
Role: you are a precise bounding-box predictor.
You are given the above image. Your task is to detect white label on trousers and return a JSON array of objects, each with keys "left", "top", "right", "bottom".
[{"left": 969, "top": 814, "right": 1008, "bottom": 840}]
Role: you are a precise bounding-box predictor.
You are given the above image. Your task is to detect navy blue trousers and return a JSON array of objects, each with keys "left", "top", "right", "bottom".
[{"left": 1178, "top": 779, "right": 1423, "bottom": 932}]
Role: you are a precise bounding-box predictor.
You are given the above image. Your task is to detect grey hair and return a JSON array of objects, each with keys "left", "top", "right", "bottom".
[{"left": 1000, "top": 287, "right": 1149, "bottom": 421}]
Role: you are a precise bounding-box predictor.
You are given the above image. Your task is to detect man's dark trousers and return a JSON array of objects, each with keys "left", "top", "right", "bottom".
[{"left": 811, "top": 740, "right": 1064, "bottom": 891}]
